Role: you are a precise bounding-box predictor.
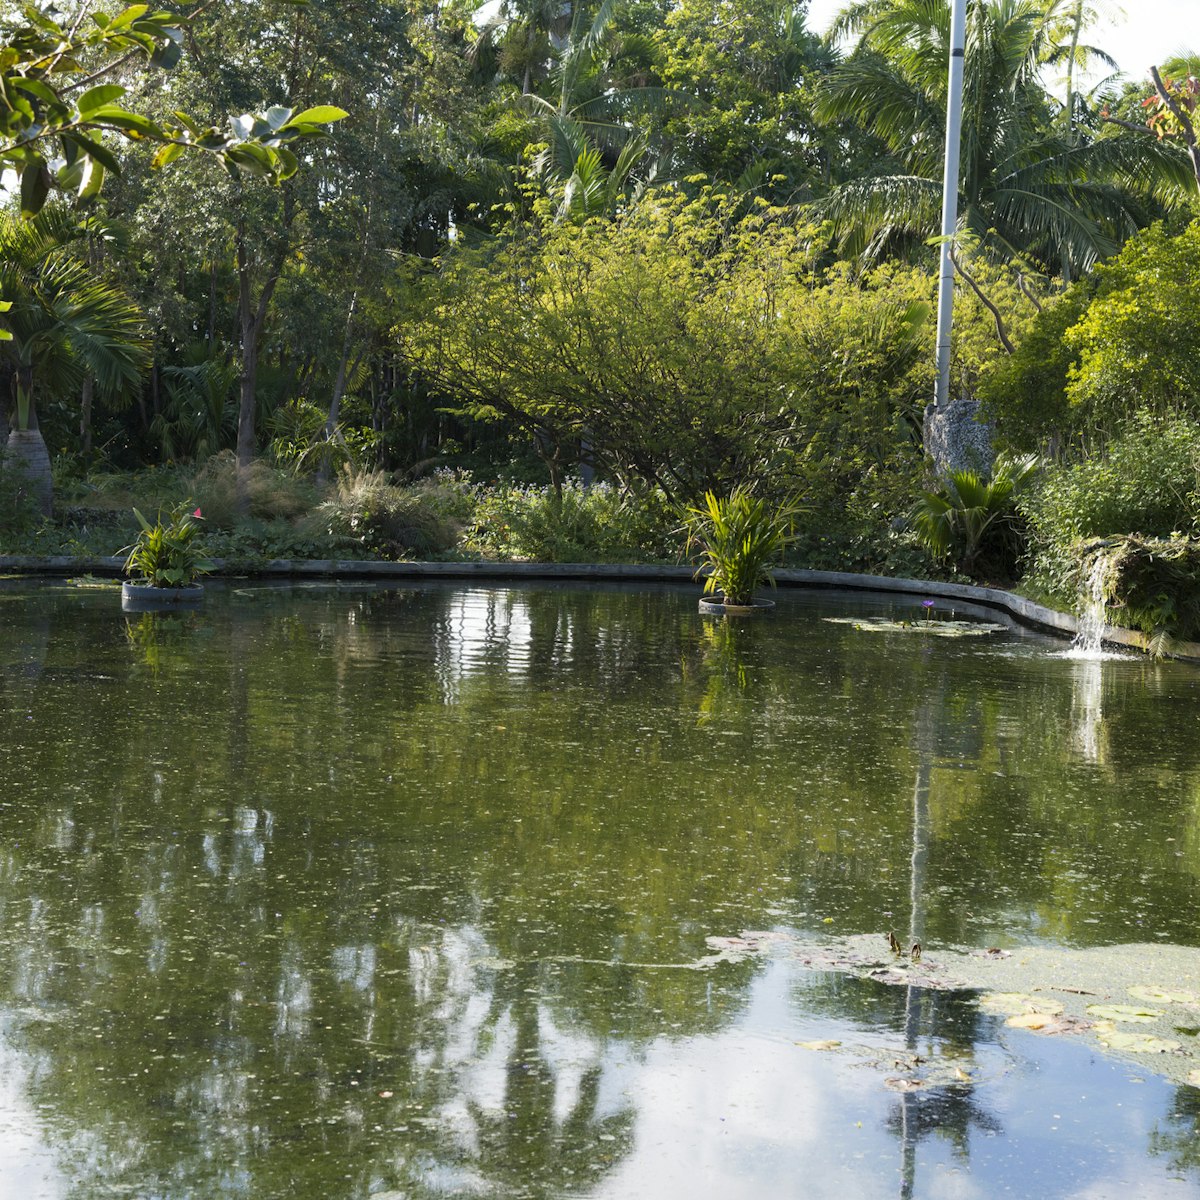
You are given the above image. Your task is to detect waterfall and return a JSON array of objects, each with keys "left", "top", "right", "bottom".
[{"left": 1067, "top": 552, "right": 1113, "bottom": 658}]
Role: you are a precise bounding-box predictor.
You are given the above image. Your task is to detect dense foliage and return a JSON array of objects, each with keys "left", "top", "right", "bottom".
[{"left": 1, "top": 0, "right": 1199, "bottom": 635}]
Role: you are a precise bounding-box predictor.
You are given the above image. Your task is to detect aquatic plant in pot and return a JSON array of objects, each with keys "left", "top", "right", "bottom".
[
  {"left": 119, "top": 503, "right": 212, "bottom": 612},
  {"left": 684, "top": 488, "right": 800, "bottom": 614}
]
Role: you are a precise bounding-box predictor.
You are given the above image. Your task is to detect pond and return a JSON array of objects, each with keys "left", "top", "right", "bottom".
[{"left": 1, "top": 577, "right": 1200, "bottom": 1199}]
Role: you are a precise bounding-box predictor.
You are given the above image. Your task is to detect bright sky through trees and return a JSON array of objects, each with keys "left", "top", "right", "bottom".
[{"left": 805, "top": 0, "right": 1197, "bottom": 82}]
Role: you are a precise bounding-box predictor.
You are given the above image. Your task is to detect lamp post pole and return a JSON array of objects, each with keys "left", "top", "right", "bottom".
[{"left": 933, "top": 0, "right": 969, "bottom": 410}]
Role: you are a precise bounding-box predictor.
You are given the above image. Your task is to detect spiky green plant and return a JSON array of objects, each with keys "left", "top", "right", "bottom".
[
  {"left": 914, "top": 453, "right": 1040, "bottom": 578},
  {"left": 120, "top": 503, "right": 212, "bottom": 588},
  {"left": 685, "top": 488, "right": 800, "bottom": 605}
]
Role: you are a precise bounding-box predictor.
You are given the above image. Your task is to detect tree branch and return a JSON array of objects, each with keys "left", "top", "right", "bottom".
[{"left": 950, "top": 249, "right": 1014, "bottom": 355}]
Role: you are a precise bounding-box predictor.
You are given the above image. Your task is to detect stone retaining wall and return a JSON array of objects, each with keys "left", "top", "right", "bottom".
[{"left": 3, "top": 554, "right": 1197, "bottom": 662}]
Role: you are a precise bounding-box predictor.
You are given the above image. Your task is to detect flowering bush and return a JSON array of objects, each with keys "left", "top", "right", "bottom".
[{"left": 120, "top": 503, "right": 212, "bottom": 587}]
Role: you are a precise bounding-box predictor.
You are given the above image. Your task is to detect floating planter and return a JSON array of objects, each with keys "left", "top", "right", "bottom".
[
  {"left": 698, "top": 596, "right": 775, "bottom": 617},
  {"left": 118, "top": 502, "right": 212, "bottom": 614},
  {"left": 683, "top": 488, "right": 799, "bottom": 617},
  {"left": 121, "top": 581, "right": 205, "bottom": 613}
]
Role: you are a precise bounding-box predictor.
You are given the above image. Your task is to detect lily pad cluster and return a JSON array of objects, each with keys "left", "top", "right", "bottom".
[
  {"left": 702, "top": 931, "right": 1200, "bottom": 1084},
  {"left": 823, "top": 617, "right": 1007, "bottom": 637}
]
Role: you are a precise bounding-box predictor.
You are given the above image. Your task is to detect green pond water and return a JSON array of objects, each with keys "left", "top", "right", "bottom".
[{"left": 2, "top": 578, "right": 1200, "bottom": 1199}]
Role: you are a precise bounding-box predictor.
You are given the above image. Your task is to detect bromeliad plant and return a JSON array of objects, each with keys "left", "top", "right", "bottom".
[
  {"left": 684, "top": 488, "right": 801, "bottom": 606},
  {"left": 120, "top": 503, "right": 212, "bottom": 588}
]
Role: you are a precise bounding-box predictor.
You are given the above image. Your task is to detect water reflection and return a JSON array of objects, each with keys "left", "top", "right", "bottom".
[{"left": 1, "top": 581, "right": 1200, "bottom": 1196}]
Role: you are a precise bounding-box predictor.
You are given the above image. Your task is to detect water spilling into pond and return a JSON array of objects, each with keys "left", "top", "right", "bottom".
[
  {"left": 1066, "top": 551, "right": 1123, "bottom": 660},
  {"left": 1, "top": 578, "right": 1199, "bottom": 1199}
]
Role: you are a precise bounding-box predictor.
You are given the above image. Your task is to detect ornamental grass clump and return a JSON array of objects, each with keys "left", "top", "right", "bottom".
[
  {"left": 685, "top": 489, "right": 801, "bottom": 605},
  {"left": 120, "top": 503, "right": 212, "bottom": 587}
]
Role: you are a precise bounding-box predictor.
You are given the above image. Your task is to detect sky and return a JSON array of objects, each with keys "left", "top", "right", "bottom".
[{"left": 804, "top": 0, "right": 1198, "bottom": 84}]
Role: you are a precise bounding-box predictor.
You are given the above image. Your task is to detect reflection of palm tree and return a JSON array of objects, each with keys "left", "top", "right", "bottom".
[
  {"left": 465, "top": 961, "right": 636, "bottom": 1196},
  {"left": 891, "top": 678, "right": 997, "bottom": 1197}
]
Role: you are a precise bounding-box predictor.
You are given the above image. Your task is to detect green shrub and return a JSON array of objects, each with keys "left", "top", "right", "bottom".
[
  {"left": 312, "top": 466, "right": 462, "bottom": 559},
  {"left": 0, "top": 456, "right": 42, "bottom": 542},
  {"left": 191, "top": 451, "right": 317, "bottom": 528},
  {"left": 976, "top": 283, "right": 1092, "bottom": 451},
  {"left": 463, "top": 481, "right": 680, "bottom": 563},
  {"left": 1019, "top": 411, "right": 1200, "bottom": 604}
]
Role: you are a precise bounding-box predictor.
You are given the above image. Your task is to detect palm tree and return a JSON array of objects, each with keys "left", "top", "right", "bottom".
[
  {"left": 510, "top": 0, "right": 687, "bottom": 218},
  {"left": 0, "top": 209, "right": 149, "bottom": 514},
  {"left": 815, "top": 0, "right": 1192, "bottom": 273}
]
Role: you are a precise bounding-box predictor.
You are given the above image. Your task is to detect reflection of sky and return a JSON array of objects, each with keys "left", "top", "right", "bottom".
[
  {"left": 4, "top": 942, "right": 1200, "bottom": 1197},
  {"left": 587, "top": 960, "right": 1199, "bottom": 1200},
  {"left": 0, "top": 1023, "right": 65, "bottom": 1200}
]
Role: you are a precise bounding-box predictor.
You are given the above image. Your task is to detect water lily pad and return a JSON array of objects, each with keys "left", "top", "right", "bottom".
[
  {"left": 822, "top": 617, "right": 1006, "bottom": 637},
  {"left": 1006, "top": 1012, "right": 1091, "bottom": 1035},
  {"left": 1086, "top": 1004, "right": 1163, "bottom": 1023},
  {"left": 1097, "top": 1030, "right": 1181, "bottom": 1054},
  {"left": 979, "top": 992, "right": 1064, "bottom": 1017},
  {"left": 884, "top": 1076, "right": 929, "bottom": 1092},
  {"left": 67, "top": 576, "right": 119, "bottom": 589},
  {"left": 1006, "top": 1012, "right": 1056, "bottom": 1031},
  {"left": 1128, "top": 985, "right": 1200, "bottom": 1006}
]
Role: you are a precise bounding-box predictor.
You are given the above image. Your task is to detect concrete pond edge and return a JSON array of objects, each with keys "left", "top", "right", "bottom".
[{"left": 3, "top": 552, "right": 1198, "bottom": 663}]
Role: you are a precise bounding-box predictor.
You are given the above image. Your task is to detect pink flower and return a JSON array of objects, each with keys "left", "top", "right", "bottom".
[{"left": 193, "top": 508, "right": 203, "bottom": 518}]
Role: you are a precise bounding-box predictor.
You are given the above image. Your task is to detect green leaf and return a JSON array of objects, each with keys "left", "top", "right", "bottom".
[
  {"left": 87, "top": 106, "right": 163, "bottom": 138},
  {"left": 20, "top": 160, "right": 51, "bottom": 217},
  {"left": 76, "top": 84, "right": 127, "bottom": 116},
  {"left": 62, "top": 131, "right": 122, "bottom": 174},
  {"left": 273, "top": 144, "right": 299, "bottom": 179},
  {"left": 150, "top": 141, "right": 184, "bottom": 169},
  {"left": 11, "top": 78, "right": 65, "bottom": 111},
  {"left": 283, "top": 105, "right": 349, "bottom": 128},
  {"left": 225, "top": 142, "right": 275, "bottom": 177},
  {"left": 77, "top": 157, "right": 105, "bottom": 203},
  {"left": 107, "top": 5, "right": 151, "bottom": 32}
]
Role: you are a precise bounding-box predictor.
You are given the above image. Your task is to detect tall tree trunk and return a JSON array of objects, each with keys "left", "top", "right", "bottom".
[
  {"left": 80, "top": 375, "right": 94, "bottom": 457},
  {"left": 319, "top": 110, "right": 382, "bottom": 484},
  {"left": 234, "top": 200, "right": 291, "bottom": 491},
  {"left": 7, "top": 375, "right": 52, "bottom": 516},
  {"left": 206, "top": 258, "right": 218, "bottom": 346}
]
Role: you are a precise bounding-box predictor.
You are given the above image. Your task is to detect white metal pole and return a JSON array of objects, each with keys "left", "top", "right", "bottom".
[{"left": 933, "top": 0, "right": 968, "bottom": 410}]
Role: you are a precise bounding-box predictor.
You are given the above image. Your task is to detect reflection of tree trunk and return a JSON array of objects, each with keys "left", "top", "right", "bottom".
[
  {"left": 908, "top": 760, "right": 930, "bottom": 953},
  {"left": 898, "top": 761, "right": 932, "bottom": 1198},
  {"left": 227, "top": 615, "right": 252, "bottom": 784},
  {"left": 899, "top": 1089, "right": 917, "bottom": 1200}
]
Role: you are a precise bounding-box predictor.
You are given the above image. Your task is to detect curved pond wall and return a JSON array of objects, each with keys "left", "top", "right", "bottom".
[{"left": 2, "top": 553, "right": 1198, "bottom": 662}]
